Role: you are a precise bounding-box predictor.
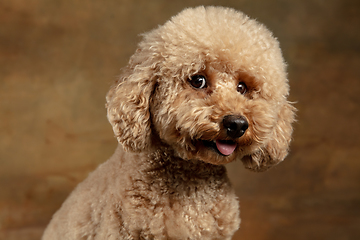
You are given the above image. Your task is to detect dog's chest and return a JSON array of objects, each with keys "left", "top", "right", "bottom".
[{"left": 120, "top": 160, "right": 240, "bottom": 239}]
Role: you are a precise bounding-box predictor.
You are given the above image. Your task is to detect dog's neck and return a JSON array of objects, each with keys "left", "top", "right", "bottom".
[
  {"left": 148, "top": 147, "right": 227, "bottom": 180},
  {"left": 115, "top": 144, "right": 231, "bottom": 197},
  {"left": 148, "top": 148, "right": 230, "bottom": 198},
  {"left": 145, "top": 132, "right": 229, "bottom": 181}
]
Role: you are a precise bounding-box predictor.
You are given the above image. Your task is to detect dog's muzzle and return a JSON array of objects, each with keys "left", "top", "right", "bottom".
[
  {"left": 223, "top": 115, "right": 248, "bottom": 139},
  {"left": 200, "top": 115, "right": 249, "bottom": 156}
]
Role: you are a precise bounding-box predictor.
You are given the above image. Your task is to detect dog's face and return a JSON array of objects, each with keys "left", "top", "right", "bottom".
[
  {"left": 151, "top": 62, "right": 274, "bottom": 165},
  {"left": 107, "top": 7, "right": 295, "bottom": 170}
]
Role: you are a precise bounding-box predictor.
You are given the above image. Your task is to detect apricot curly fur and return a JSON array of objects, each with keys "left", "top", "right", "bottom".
[{"left": 43, "top": 6, "right": 295, "bottom": 240}]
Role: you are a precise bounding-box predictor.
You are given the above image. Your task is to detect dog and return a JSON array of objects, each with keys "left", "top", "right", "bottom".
[{"left": 42, "top": 6, "right": 295, "bottom": 240}]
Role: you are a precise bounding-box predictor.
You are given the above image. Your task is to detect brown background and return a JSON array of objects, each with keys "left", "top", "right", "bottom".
[{"left": 1, "top": 0, "right": 359, "bottom": 239}]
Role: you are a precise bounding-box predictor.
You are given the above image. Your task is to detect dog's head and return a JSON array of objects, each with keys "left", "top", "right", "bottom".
[{"left": 106, "top": 6, "right": 296, "bottom": 171}]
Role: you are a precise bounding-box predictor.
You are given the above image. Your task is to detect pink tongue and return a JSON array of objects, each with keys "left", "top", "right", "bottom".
[{"left": 215, "top": 140, "right": 237, "bottom": 156}]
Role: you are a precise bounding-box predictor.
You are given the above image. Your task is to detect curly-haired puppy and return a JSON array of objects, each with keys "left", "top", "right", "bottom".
[{"left": 43, "top": 6, "right": 295, "bottom": 240}]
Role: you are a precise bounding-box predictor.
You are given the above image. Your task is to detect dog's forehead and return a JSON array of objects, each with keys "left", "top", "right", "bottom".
[
  {"left": 137, "top": 6, "right": 288, "bottom": 100},
  {"left": 165, "top": 7, "right": 275, "bottom": 53},
  {"left": 152, "top": 7, "right": 282, "bottom": 77}
]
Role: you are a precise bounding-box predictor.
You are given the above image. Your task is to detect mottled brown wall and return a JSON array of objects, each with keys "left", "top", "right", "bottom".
[{"left": 0, "top": 0, "right": 359, "bottom": 239}]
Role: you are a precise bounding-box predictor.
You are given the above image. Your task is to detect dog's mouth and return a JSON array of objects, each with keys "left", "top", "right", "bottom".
[{"left": 202, "top": 139, "right": 237, "bottom": 156}]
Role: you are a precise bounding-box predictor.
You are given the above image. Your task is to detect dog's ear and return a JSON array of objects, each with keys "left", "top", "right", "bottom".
[
  {"left": 242, "top": 101, "right": 296, "bottom": 171},
  {"left": 106, "top": 63, "right": 157, "bottom": 152}
]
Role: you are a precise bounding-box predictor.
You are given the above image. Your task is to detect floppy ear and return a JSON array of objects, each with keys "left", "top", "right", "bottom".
[
  {"left": 106, "top": 63, "right": 157, "bottom": 152},
  {"left": 242, "top": 101, "right": 296, "bottom": 172}
]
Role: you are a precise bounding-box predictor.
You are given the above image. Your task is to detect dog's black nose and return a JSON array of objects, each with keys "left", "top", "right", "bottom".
[{"left": 223, "top": 115, "right": 248, "bottom": 139}]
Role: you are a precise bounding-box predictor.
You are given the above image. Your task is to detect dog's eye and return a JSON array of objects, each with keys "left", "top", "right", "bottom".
[
  {"left": 237, "top": 82, "right": 247, "bottom": 94},
  {"left": 189, "top": 75, "right": 207, "bottom": 89}
]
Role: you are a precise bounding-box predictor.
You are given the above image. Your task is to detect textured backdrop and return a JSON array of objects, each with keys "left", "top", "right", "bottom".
[{"left": 1, "top": 0, "right": 359, "bottom": 239}]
